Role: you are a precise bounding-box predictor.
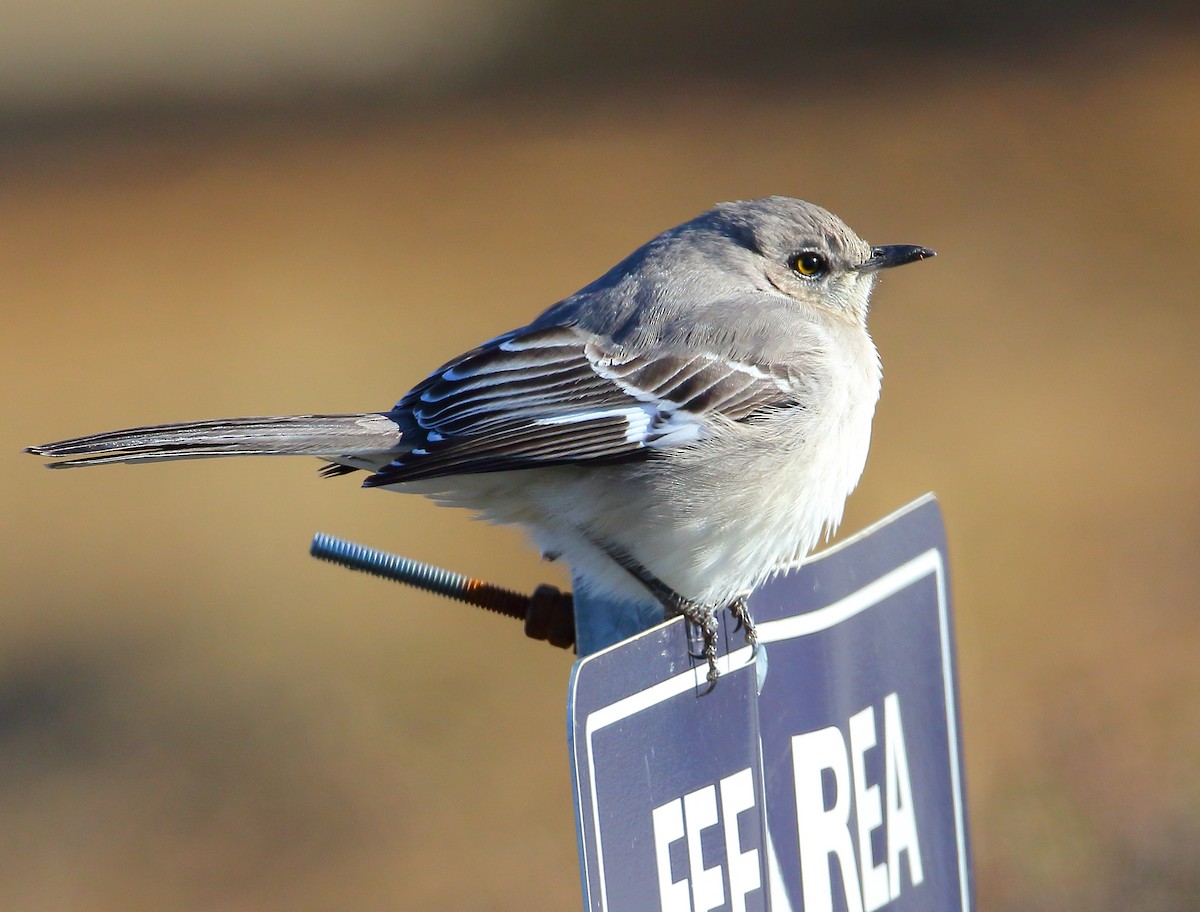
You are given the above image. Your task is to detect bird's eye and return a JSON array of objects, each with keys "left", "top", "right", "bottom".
[{"left": 790, "top": 252, "right": 828, "bottom": 278}]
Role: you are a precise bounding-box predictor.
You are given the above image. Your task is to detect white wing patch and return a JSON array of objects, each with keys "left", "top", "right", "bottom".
[
  {"left": 533, "top": 406, "right": 653, "bottom": 444},
  {"left": 644, "top": 410, "right": 705, "bottom": 447},
  {"left": 532, "top": 404, "right": 707, "bottom": 448}
]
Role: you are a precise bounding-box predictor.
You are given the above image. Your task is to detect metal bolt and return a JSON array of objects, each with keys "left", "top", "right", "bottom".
[{"left": 309, "top": 532, "right": 575, "bottom": 649}]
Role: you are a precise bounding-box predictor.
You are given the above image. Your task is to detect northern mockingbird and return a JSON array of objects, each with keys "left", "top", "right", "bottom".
[{"left": 27, "top": 196, "right": 933, "bottom": 682}]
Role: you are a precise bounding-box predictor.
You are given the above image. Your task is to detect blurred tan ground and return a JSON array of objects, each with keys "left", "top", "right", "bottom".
[{"left": 3, "top": 36, "right": 1200, "bottom": 912}]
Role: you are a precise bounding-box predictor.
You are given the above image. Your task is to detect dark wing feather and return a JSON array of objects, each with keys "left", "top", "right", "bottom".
[{"left": 364, "top": 325, "right": 804, "bottom": 487}]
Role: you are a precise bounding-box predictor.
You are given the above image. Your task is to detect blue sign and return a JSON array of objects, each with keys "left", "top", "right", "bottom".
[{"left": 568, "top": 495, "right": 972, "bottom": 912}]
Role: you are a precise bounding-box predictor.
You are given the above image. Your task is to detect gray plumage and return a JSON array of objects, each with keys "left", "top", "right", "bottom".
[
  {"left": 27, "top": 196, "right": 934, "bottom": 672},
  {"left": 31, "top": 414, "right": 402, "bottom": 467}
]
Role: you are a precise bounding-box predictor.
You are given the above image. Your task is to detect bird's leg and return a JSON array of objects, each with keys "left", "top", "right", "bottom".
[
  {"left": 678, "top": 601, "right": 721, "bottom": 690},
  {"left": 584, "top": 533, "right": 722, "bottom": 687}
]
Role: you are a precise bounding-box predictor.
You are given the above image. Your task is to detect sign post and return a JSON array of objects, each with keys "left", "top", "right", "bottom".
[{"left": 568, "top": 494, "right": 972, "bottom": 912}]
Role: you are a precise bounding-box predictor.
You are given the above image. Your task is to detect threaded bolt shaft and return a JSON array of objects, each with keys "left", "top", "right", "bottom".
[{"left": 310, "top": 532, "right": 530, "bottom": 621}]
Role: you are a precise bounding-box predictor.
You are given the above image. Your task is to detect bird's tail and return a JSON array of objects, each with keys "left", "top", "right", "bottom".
[{"left": 26, "top": 413, "right": 403, "bottom": 469}]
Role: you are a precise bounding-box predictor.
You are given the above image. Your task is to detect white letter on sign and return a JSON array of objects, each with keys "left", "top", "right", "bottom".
[
  {"left": 683, "top": 785, "right": 725, "bottom": 912},
  {"left": 651, "top": 798, "right": 690, "bottom": 912},
  {"left": 884, "top": 693, "right": 924, "bottom": 897},
  {"left": 849, "top": 705, "right": 889, "bottom": 912},
  {"left": 720, "top": 768, "right": 762, "bottom": 912},
  {"left": 791, "top": 726, "right": 865, "bottom": 912}
]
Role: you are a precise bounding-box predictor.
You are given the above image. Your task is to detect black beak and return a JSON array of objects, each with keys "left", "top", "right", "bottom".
[{"left": 857, "top": 245, "right": 936, "bottom": 272}]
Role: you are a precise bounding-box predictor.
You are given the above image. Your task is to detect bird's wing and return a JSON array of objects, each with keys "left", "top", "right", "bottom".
[{"left": 363, "top": 324, "right": 804, "bottom": 486}]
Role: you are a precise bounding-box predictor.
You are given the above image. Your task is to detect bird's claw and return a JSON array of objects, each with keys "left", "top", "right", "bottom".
[
  {"left": 728, "top": 596, "right": 759, "bottom": 654},
  {"left": 680, "top": 602, "right": 721, "bottom": 688},
  {"left": 679, "top": 596, "right": 761, "bottom": 689}
]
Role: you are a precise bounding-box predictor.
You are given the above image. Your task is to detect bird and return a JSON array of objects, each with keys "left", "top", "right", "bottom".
[{"left": 27, "top": 196, "right": 934, "bottom": 684}]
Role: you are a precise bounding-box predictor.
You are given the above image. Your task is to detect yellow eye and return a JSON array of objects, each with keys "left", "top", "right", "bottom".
[{"left": 791, "top": 252, "right": 828, "bottom": 277}]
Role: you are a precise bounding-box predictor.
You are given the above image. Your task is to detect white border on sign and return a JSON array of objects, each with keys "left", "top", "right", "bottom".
[{"left": 573, "top": 546, "right": 969, "bottom": 912}]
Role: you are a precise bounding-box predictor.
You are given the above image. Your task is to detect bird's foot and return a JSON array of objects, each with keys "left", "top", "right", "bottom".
[
  {"left": 680, "top": 601, "right": 721, "bottom": 691},
  {"left": 679, "top": 598, "right": 760, "bottom": 690},
  {"left": 579, "top": 531, "right": 744, "bottom": 689},
  {"left": 728, "top": 596, "right": 759, "bottom": 651}
]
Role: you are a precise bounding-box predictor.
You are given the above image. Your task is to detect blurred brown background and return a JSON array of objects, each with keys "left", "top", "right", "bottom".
[{"left": 3, "top": 2, "right": 1199, "bottom": 909}]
